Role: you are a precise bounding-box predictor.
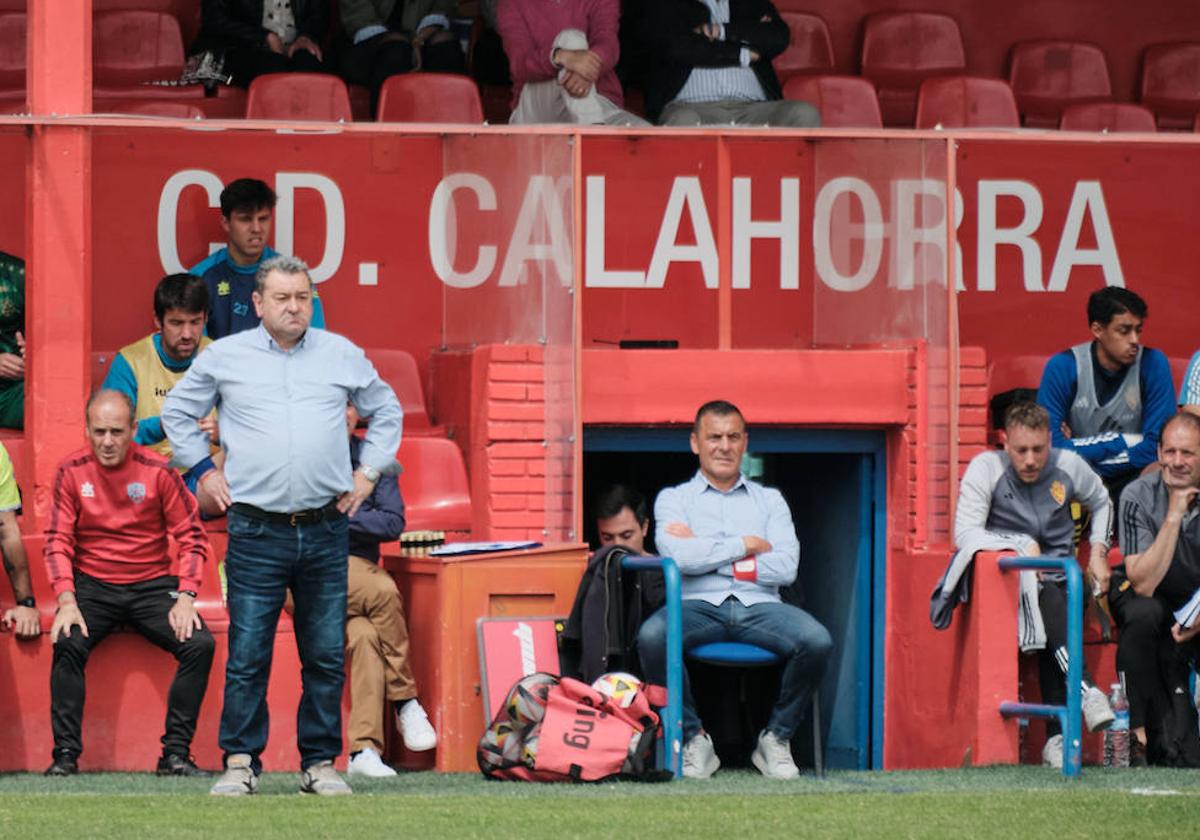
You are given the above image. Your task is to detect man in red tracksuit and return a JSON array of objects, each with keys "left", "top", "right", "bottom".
[{"left": 43, "top": 389, "right": 215, "bottom": 777}]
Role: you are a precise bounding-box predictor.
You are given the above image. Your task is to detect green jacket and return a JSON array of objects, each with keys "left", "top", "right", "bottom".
[{"left": 340, "top": 0, "right": 458, "bottom": 39}]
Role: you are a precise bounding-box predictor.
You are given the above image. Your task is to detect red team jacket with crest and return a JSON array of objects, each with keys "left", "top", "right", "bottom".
[{"left": 44, "top": 444, "right": 208, "bottom": 596}]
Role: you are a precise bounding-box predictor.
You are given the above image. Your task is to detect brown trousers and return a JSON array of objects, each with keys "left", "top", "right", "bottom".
[{"left": 346, "top": 554, "right": 418, "bottom": 754}]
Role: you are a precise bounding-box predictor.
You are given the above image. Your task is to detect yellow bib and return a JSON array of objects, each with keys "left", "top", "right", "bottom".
[{"left": 119, "top": 333, "right": 214, "bottom": 459}]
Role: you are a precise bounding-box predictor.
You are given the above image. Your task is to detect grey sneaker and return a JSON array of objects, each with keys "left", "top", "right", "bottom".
[
  {"left": 1082, "top": 685, "right": 1116, "bottom": 732},
  {"left": 1042, "top": 733, "right": 1064, "bottom": 769},
  {"left": 209, "top": 753, "right": 258, "bottom": 796},
  {"left": 300, "top": 760, "right": 352, "bottom": 796},
  {"left": 681, "top": 732, "right": 720, "bottom": 779},
  {"left": 751, "top": 730, "right": 801, "bottom": 780}
]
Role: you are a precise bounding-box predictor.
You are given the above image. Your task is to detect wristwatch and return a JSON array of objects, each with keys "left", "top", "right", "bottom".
[
  {"left": 16, "top": 596, "right": 34, "bottom": 608},
  {"left": 356, "top": 464, "right": 381, "bottom": 483},
  {"left": 176, "top": 589, "right": 198, "bottom": 599}
]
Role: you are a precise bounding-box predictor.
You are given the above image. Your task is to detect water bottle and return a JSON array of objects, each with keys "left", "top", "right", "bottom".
[{"left": 1103, "top": 680, "right": 1130, "bottom": 768}]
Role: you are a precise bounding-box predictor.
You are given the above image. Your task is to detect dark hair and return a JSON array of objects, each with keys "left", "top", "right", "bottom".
[
  {"left": 693, "top": 399, "right": 744, "bottom": 433},
  {"left": 1004, "top": 401, "right": 1050, "bottom": 431},
  {"left": 1162, "top": 411, "right": 1200, "bottom": 441},
  {"left": 220, "top": 178, "right": 276, "bottom": 218},
  {"left": 153, "top": 273, "right": 209, "bottom": 321},
  {"left": 85, "top": 388, "right": 134, "bottom": 427},
  {"left": 1087, "top": 287, "right": 1147, "bottom": 327},
  {"left": 593, "top": 484, "right": 648, "bottom": 525}
]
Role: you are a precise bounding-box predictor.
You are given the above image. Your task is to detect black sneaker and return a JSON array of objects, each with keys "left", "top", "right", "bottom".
[
  {"left": 156, "top": 753, "right": 211, "bottom": 777},
  {"left": 44, "top": 752, "right": 78, "bottom": 776},
  {"left": 1130, "top": 737, "right": 1148, "bottom": 768}
]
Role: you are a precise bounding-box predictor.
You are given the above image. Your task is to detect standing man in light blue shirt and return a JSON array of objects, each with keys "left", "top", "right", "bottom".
[
  {"left": 163, "top": 255, "right": 402, "bottom": 798},
  {"left": 637, "top": 400, "right": 831, "bottom": 780}
]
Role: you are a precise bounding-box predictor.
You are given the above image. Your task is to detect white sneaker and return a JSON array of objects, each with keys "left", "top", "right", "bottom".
[
  {"left": 347, "top": 747, "right": 397, "bottom": 778},
  {"left": 681, "top": 732, "right": 720, "bottom": 779},
  {"left": 1082, "top": 685, "right": 1115, "bottom": 732},
  {"left": 750, "top": 730, "right": 801, "bottom": 780},
  {"left": 1042, "top": 733, "right": 1064, "bottom": 769},
  {"left": 209, "top": 753, "right": 258, "bottom": 796},
  {"left": 299, "top": 760, "right": 353, "bottom": 796},
  {"left": 396, "top": 699, "right": 438, "bottom": 752}
]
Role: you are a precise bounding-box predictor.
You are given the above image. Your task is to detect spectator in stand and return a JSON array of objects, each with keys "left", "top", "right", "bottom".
[
  {"left": 497, "top": 0, "right": 650, "bottom": 126},
  {"left": 595, "top": 483, "right": 650, "bottom": 555},
  {"left": 339, "top": 0, "right": 467, "bottom": 114},
  {"left": 639, "top": 0, "right": 820, "bottom": 127},
  {"left": 0, "top": 441, "right": 37, "bottom": 639},
  {"left": 946, "top": 401, "right": 1115, "bottom": 768},
  {"left": 0, "top": 251, "right": 25, "bottom": 430},
  {"left": 1111, "top": 411, "right": 1200, "bottom": 766},
  {"left": 1036, "top": 287, "right": 1174, "bottom": 503},
  {"left": 163, "top": 255, "right": 402, "bottom": 797},
  {"left": 636, "top": 400, "right": 831, "bottom": 779},
  {"left": 43, "top": 390, "right": 214, "bottom": 777},
  {"left": 102, "top": 274, "right": 221, "bottom": 505},
  {"left": 342, "top": 403, "right": 437, "bottom": 778},
  {"left": 194, "top": 0, "right": 330, "bottom": 88},
  {"left": 1177, "top": 349, "right": 1200, "bottom": 416},
  {"left": 190, "top": 178, "right": 326, "bottom": 340}
]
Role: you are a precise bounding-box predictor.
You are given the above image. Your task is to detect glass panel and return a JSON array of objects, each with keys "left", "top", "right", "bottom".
[{"left": 437, "top": 133, "right": 577, "bottom": 540}]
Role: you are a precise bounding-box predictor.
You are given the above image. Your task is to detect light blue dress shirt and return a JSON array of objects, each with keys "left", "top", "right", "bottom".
[
  {"left": 654, "top": 470, "right": 800, "bottom": 606},
  {"left": 162, "top": 325, "right": 402, "bottom": 513}
]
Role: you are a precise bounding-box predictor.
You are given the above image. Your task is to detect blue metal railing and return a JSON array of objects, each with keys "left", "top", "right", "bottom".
[
  {"left": 621, "top": 555, "right": 683, "bottom": 778},
  {"left": 996, "top": 555, "right": 1083, "bottom": 778}
]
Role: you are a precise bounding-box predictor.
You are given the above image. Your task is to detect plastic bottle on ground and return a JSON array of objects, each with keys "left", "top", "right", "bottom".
[{"left": 1104, "top": 681, "right": 1130, "bottom": 768}]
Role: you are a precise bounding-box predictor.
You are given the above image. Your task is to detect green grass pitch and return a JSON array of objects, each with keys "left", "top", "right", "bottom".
[{"left": 1, "top": 767, "right": 1198, "bottom": 839}]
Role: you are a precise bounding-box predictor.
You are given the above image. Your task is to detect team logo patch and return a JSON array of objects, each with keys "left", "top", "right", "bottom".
[
  {"left": 217, "top": 280, "right": 231, "bottom": 296},
  {"left": 80, "top": 481, "right": 94, "bottom": 498},
  {"left": 1049, "top": 480, "right": 1067, "bottom": 506},
  {"left": 1126, "top": 388, "right": 1140, "bottom": 410},
  {"left": 126, "top": 482, "right": 147, "bottom": 504}
]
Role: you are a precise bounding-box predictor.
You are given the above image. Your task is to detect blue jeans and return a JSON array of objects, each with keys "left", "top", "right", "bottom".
[
  {"left": 219, "top": 508, "right": 349, "bottom": 772},
  {"left": 637, "top": 597, "right": 833, "bottom": 742}
]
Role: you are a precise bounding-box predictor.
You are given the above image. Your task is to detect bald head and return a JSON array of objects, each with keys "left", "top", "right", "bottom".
[{"left": 86, "top": 389, "right": 135, "bottom": 468}]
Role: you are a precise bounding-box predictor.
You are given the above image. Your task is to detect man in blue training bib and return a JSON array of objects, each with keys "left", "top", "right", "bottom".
[{"left": 189, "top": 178, "right": 327, "bottom": 340}]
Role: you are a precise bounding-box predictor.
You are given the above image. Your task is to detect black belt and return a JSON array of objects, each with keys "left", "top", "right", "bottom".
[{"left": 230, "top": 501, "right": 342, "bottom": 527}]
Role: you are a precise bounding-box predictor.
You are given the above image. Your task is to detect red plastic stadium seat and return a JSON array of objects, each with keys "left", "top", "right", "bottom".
[
  {"left": 1140, "top": 43, "right": 1200, "bottom": 131},
  {"left": 93, "top": 10, "right": 185, "bottom": 86},
  {"left": 1059, "top": 102, "right": 1156, "bottom": 133},
  {"left": 377, "top": 73, "right": 484, "bottom": 123},
  {"left": 245, "top": 73, "right": 353, "bottom": 121},
  {"left": 860, "top": 12, "right": 965, "bottom": 127},
  {"left": 773, "top": 12, "right": 834, "bottom": 84},
  {"left": 915, "top": 76, "right": 1019, "bottom": 129},
  {"left": 93, "top": 98, "right": 205, "bottom": 119},
  {"left": 397, "top": 436, "right": 473, "bottom": 533},
  {"left": 365, "top": 349, "right": 441, "bottom": 436},
  {"left": 1196, "top": 113, "right": 1200, "bottom": 132},
  {"left": 1009, "top": 40, "right": 1111, "bottom": 128},
  {"left": 0, "top": 12, "right": 23, "bottom": 97},
  {"left": 782, "top": 75, "right": 882, "bottom": 128}
]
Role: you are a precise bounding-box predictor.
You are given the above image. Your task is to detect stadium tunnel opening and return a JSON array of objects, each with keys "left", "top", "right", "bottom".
[{"left": 583, "top": 426, "right": 887, "bottom": 771}]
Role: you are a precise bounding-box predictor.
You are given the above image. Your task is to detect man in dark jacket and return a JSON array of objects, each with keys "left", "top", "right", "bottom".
[
  {"left": 638, "top": 0, "right": 818, "bottom": 126},
  {"left": 343, "top": 404, "right": 437, "bottom": 778},
  {"left": 195, "top": 0, "right": 330, "bottom": 88}
]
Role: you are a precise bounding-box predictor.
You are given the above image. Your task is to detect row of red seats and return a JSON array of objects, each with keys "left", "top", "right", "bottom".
[
  {"left": 775, "top": 11, "right": 1200, "bottom": 130},
  {"left": 783, "top": 74, "right": 1182, "bottom": 133}
]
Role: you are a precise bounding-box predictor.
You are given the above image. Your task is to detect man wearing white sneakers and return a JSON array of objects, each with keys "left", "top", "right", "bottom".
[
  {"left": 342, "top": 404, "right": 437, "bottom": 777},
  {"left": 637, "top": 400, "right": 832, "bottom": 779},
  {"left": 949, "top": 401, "right": 1116, "bottom": 767}
]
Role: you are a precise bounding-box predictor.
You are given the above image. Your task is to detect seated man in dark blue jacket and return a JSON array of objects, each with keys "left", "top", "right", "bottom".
[{"left": 343, "top": 404, "right": 436, "bottom": 778}]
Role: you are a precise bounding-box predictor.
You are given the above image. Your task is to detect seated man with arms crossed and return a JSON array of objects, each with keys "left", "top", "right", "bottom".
[
  {"left": 342, "top": 403, "right": 437, "bottom": 778},
  {"left": 951, "top": 401, "right": 1115, "bottom": 768},
  {"left": 43, "top": 390, "right": 214, "bottom": 777},
  {"left": 637, "top": 400, "right": 831, "bottom": 779}
]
